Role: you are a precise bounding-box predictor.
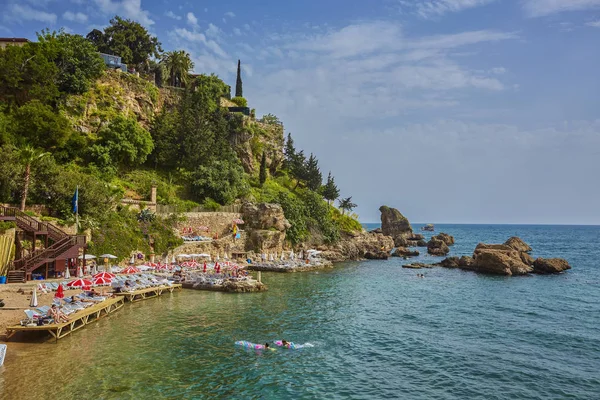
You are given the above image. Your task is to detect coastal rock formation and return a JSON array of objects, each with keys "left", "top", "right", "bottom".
[
  {"left": 403, "top": 263, "right": 433, "bottom": 269},
  {"left": 459, "top": 256, "right": 474, "bottom": 269},
  {"left": 473, "top": 249, "right": 533, "bottom": 275},
  {"left": 439, "top": 256, "right": 459, "bottom": 268},
  {"left": 320, "top": 231, "right": 394, "bottom": 262},
  {"left": 520, "top": 252, "right": 535, "bottom": 266},
  {"left": 247, "top": 230, "right": 286, "bottom": 253},
  {"left": 416, "top": 239, "right": 428, "bottom": 247},
  {"left": 391, "top": 247, "right": 420, "bottom": 257},
  {"left": 504, "top": 237, "right": 532, "bottom": 253},
  {"left": 365, "top": 251, "right": 389, "bottom": 260},
  {"left": 379, "top": 206, "right": 413, "bottom": 245},
  {"left": 427, "top": 238, "right": 450, "bottom": 256},
  {"left": 532, "top": 258, "right": 571, "bottom": 274},
  {"left": 242, "top": 202, "right": 291, "bottom": 232},
  {"left": 435, "top": 233, "right": 455, "bottom": 246}
]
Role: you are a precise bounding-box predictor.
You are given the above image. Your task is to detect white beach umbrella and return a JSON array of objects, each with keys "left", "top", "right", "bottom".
[
  {"left": 100, "top": 254, "right": 117, "bottom": 259},
  {"left": 130, "top": 255, "right": 135, "bottom": 264},
  {"left": 77, "top": 266, "right": 83, "bottom": 278},
  {"left": 91, "top": 264, "right": 97, "bottom": 275},
  {"left": 290, "top": 250, "right": 295, "bottom": 260},
  {"left": 30, "top": 287, "right": 38, "bottom": 307},
  {"left": 64, "top": 266, "right": 70, "bottom": 279}
]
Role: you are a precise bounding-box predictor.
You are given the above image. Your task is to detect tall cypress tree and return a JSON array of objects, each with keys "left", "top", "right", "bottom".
[
  {"left": 235, "top": 59, "right": 243, "bottom": 97},
  {"left": 306, "top": 153, "right": 322, "bottom": 191},
  {"left": 284, "top": 133, "right": 296, "bottom": 170},
  {"left": 259, "top": 151, "right": 267, "bottom": 186},
  {"left": 323, "top": 172, "right": 340, "bottom": 205}
]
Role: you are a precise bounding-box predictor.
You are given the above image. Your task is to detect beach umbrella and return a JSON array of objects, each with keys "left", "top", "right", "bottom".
[
  {"left": 138, "top": 265, "right": 152, "bottom": 271},
  {"left": 77, "top": 266, "right": 83, "bottom": 278},
  {"left": 55, "top": 284, "right": 64, "bottom": 299},
  {"left": 93, "top": 277, "right": 112, "bottom": 285},
  {"left": 78, "top": 254, "right": 96, "bottom": 260},
  {"left": 91, "top": 264, "right": 98, "bottom": 275},
  {"left": 64, "top": 266, "right": 71, "bottom": 279},
  {"left": 100, "top": 254, "right": 118, "bottom": 259},
  {"left": 67, "top": 279, "right": 93, "bottom": 288},
  {"left": 129, "top": 255, "right": 135, "bottom": 264},
  {"left": 29, "top": 287, "right": 38, "bottom": 307},
  {"left": 93, "top": 271, "right": 116, "bottom": 279},
  {"left": 122, "top": 266, "right": 140, "bottom": 274},
  {"left": 171, "top": 255, "right": 176, "bottom": 264}
]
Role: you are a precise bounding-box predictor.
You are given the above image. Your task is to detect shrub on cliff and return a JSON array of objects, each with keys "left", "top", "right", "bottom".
[{"left": 231, "top": 96, "right": 248, "bottom": 107}]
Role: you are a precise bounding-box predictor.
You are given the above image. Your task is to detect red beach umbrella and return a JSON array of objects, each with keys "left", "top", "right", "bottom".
[
  {"left": 93, "top": 271, "right": 116, "bottom": 279},
  {"left": 93, "top": 277, "right": 112, "bottom": 285},
  {"left": 55, "top": 284, "right": 65, "bottom": 299},
  {"left": 203, "top": 262, "right": 207, "bottom": 273},
  {"left": 67, "top": 279, "right": 93, "bottom": 288},
  {"left": 122, "top": 266, "right": 140, "bottom": 274}
]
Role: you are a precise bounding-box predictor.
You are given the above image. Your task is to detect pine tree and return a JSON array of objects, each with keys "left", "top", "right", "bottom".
[
  {"left": 235, "top": 59, "right": 243, "bottom": 97},
  {"left": 284, "top": 132, "right": 295, "bottom": 170},
  {"left": 305, "top": 153, "right": 322, "bottom": 191},
  {"left": 323, "top": 172, "right": 340, "bottom": 205},
  {"left": 259, "top": 151, "right": 267, "bottom": 186},
  {"left": 291, "top": 150, "right": 307, "bottom": 189}
]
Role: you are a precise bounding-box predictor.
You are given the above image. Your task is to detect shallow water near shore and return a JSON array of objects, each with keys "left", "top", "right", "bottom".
[{"left": 1, "top": 224, "right": 600, "bottom": 399}]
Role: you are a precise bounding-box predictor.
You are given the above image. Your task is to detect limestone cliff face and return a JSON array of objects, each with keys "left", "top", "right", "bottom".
[
  {"left": 229, "top": 118, "right": 284, "bottom": 174},
  {"left": 319, "top": 231, "right": 395, "bottom": 262},
  {"left": 61, "top": 70, "right": 180, "bottom": 135},
  {"left": 242, "top": 202, "right": 290, "bottom": 252}
]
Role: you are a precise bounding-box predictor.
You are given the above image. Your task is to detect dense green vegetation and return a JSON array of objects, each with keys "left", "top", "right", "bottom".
[{"left": 0, "top": 16, "right": 360, "bottom": 256}]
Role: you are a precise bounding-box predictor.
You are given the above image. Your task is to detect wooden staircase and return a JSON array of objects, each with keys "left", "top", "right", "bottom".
[{"left": 0, "top": 207, "right": 86, "bottom": 282}]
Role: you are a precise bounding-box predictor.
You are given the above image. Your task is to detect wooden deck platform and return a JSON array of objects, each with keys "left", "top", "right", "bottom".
[
  {"left": 5, "top": 296, "right": 125, "bottom": 342},
  {"left": 116, "top": 284, "right": 182, "bottom": 303}
]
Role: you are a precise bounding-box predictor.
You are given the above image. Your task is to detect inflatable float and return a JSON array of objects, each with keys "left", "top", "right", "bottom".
[
  {"left": 235, "top": 341, "right": 273, "bottom": 350},
  {"left": 275, "top": 340, "right": 313, "bottom": 349}
]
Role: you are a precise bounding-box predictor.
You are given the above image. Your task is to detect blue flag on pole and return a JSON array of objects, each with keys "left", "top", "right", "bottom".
[{"left": 72, "top": 187, "right": 78, "bottom": 214}]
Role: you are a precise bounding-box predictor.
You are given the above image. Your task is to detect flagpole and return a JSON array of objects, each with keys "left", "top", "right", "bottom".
[{"left": 75, "top": 185, "right": 79, "bottom": 232}]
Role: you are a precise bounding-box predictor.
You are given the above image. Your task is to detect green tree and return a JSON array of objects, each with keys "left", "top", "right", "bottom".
[
  {"left": 291, "top": 150, "right": 308, "bottom": 189},
  {"left": 338, "top": 196, "right": 357, "bottom": 216},
  {"left": 190, "top": 159, "right": 248, "bottom": 205},
  {"left": 11, "top": 100, "right": 72, "bottom": 149},
  {"left": 259, "top": 151, "right": 267, "bottom": 186},
  {"left": 305, "top": 153, "right": 322, "bottom": 191},
  {"left": 87, "top": 16, "right": 162, "bottom": 69},
  {"left": 284, "top": 133, "right": 295, "bottom": 170},
  {"left": 322, "top": 172, "right": 340, "bottom": 205},
  {"left": 261, "top": 113, "right": 281, "bottom": 125},
  {"left": 0, "top": 42, "right": 60, "bottom": 107},
  {"left": 37, "top": 30, "right": 105, "bottom": 94},
  {"left": 89, "top": 116, "right": 154, "bottom": 173},
  {"left": 161, "top": 50, "right": 194, "bottom": 87},
  {"left": 235, "top": 59, "right": 243, "bottom": 97},
  {"left": 18, "top": 145, "right": 49, "bottom": 211}
]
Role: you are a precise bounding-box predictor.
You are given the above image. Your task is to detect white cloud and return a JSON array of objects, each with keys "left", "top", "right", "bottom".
[
  {"left": 586, "top": 19, "right": 600, "bottom": 26},
  {"left": 233, "top": 27, "right": 242, "bottom": 36},
  {"left": 400, "top": 0, "right": 496, "bottom": 18},
  {"left": 187, "top": 12, "right": 198, "bottom": 27},
  {"left": 165, "top": 11, "right": 181, "bottom": 20},
  {"left": 224, "top": 11, "right": 236, "bottom": 18},
  {"left": 5, "top": 4, "right": 57, "bottom": 24},
  {"left": 205, "top": 23, "right": 221, "bottom": 39},
  {"left": 63, "top": 11, "right": 88, "bottom": 24},
  {"left": 173, "top": 28, "right": 205, "bottom": 43},
  {"left": 93, "top": 0, "right": 154, "bottom": 26},
  {"left": 523, "top": 0, "right": 600, "bottom": 17}
]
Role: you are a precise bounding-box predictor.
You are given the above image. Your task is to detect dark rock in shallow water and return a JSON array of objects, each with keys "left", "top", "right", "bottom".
[
  {"left": 459, "top": 256, "right": 474, "bottom": 269},
  {"left": 434, "top": 233, "right": 455, "bottom": 246},
  {"left": 416, "top": 239, "right": 428, "bottom": 247},
  {"left": 504, "top": 236, "right": 532, "bottom": 253},
  {"left": 380, "top": 205, "right": 413, "bottom": 239},
  {"left": 439, "top": 257, "right": 460, "bottom": 268},
  {"left": 532, "top": 258, "right": 571, "bottom": 274},
  {"left": 364, "top": 251, "right": 389, "bottom": 260},
  {"left": 392, "top": 247, "right": 419, "bottom": 257},
  {"left": 427, "top": 238, "right": 450, "bottom": 256},
  {"left": 402, "top": 263, "right": 433, "bottom": 269}
]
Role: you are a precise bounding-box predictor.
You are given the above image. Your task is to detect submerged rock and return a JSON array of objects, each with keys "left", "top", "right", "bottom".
[
  {"left": 402, "top": 263, "right": 433, "bottom": 269},
  {"left": 532, "top": 258, "right": 571, "bottom": 274}
]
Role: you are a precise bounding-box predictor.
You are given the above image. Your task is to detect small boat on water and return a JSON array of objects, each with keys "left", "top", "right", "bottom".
[{"left": 421, "top": 224, "right": 434, "bottom": 232}]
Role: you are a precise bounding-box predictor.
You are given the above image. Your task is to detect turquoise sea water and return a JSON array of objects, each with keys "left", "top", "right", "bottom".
[{"left": 1, "top": 224, "right": 600, "bottom": 399}]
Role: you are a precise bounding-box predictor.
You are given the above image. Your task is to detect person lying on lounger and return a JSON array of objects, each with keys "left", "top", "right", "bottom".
[{"left": 48, "top": 305, "right": 69, "bottom": 323}]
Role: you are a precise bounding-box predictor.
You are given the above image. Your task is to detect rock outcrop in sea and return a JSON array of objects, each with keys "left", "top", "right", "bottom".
[
  {"left": 427, "top": 233, "right": 455, "bottom": 256},
  {"left": 379, "top": 206, "right": 413, "bottom": 247},
  {"left": 436, "top": 237, "right": 571, "bottom": 276},
  {"left": 320, "top": 230, "right": 394, "bottom": 262}
]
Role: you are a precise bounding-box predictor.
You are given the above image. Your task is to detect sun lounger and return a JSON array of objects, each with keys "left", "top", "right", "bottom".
[{"left": 36, "top": 305, "right": 51, "bottom": 315}]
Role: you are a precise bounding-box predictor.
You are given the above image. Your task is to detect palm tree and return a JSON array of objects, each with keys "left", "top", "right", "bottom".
[
  {"left": 338, "top": 196, "right": 357, "bottom": 216},
  {"left": 18, "top": 145, "right": 49, "bottom": 211},
  {"left": 161, "top": 50, "right": 194, "bottom": 88}
]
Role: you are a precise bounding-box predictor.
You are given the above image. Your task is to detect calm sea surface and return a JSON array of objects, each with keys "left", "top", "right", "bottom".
[{"left": 1, "top": 224, "right": 599, "bottom": 399}]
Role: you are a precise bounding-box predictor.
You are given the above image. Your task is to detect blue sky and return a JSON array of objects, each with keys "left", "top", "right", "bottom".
[{"left": 2, "top": 0, "right": 599, "bottom": 224}]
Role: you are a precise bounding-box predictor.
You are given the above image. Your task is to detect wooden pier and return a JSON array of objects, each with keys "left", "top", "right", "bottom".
[
  {"left": 116, "top": 284, "right": 182, "bottom": 303},
  {"left": 5, "top": 296, "right": 125, "bottom": 342}
]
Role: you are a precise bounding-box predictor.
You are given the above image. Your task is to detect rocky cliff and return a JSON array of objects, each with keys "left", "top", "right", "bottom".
[{"left": 379, "top": 206, "right": 413, "bottom": 246}]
